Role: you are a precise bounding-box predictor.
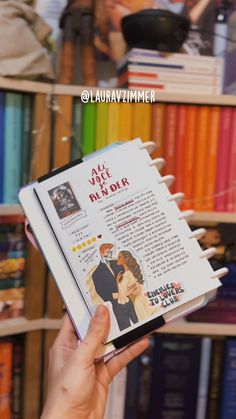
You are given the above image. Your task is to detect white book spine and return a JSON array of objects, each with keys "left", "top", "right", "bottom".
[
  {"left": 124, "top": 67, "right": 222, "bottom": 85},
  {"left": 196, "top": 338, "right": 212, "bottom": 419},
  {"left": 126, "top": 75, "right": 222, "bottom": 86},
  {"left": 118, "top": 49, "right": 223, "bottom": 69},
  {"left": 128, "top": 83, "right": 222, "bottom": 95},
  {"left": 118, "top": 56, "right": 223, "bottom": 72}
]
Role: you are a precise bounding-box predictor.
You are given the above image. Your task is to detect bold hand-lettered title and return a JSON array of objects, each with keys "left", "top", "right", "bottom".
[{"left": 88, "top": 163, "right": 129, "bottom": 202}]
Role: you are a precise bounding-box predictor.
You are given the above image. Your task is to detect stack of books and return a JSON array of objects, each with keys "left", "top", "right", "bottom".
[
  {"left": 117, "top": 48, "right": 223, "bottom": 95},
  {"left": 0, "top": 214, "right": 25, "bottom": 320}
]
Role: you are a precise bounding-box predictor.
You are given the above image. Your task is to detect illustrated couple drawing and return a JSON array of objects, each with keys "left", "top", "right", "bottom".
[{"left": 86, "top": 243, "right": 157, "bottom": 332}]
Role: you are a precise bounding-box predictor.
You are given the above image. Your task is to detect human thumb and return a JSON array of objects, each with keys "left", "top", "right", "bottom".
[{"left": 76, "top": 305, "right": 109, "bottom": 367}]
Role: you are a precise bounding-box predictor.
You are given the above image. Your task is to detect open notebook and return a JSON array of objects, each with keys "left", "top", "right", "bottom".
[{"left": 19, "top": 139, "right": 227, "bottom": 359}]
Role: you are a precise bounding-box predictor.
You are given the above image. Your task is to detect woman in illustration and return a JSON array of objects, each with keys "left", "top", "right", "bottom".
[{"left": 115, "top": 250, "right": 157, "bottom": 321}]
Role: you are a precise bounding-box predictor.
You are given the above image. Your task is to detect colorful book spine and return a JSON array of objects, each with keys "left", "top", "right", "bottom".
[
  {"left": 118, "top": 66, "right": 222, "bottom": 85},
  {"left": 124, "top": 357, "right": 142, "bottom": 419},
  {"left": 149, "top": 335, "right": 202, "bottom": 419},
  {"left": 132, "top": 103, "right": 152, "bottom": 142},
  {"left": 182, "top": 105, "right": 198, "bottom": 210},
  {"left": 163, "top": 104, "right": 178, "bottom": 182},
  {"left": 81, "top": 102, "right": 96, "bottom": 156},
  {"left": 107, "top": 103, "right": 121, "bottom": 145},
  {"left": 226, "top": 107, "right": 236, "bottom": 212},
  {"left": 127, "top": 82, "right": 221, "bottom": 95},
  {"left": 71, "top": 98, "right": 82, "bottom": 161},
  {"left": 137, "top": 340, "right": 155, "bottom": 419},
  {"left": 193, "top": 106, "right": 210, "bottom": 210},
  {"left": 0, "top": 92, "right": 5, "bottom": 203},
  {"left": 204, "top": 106, "right": 221, "bottom": 211},
  {"left": 220, "top": 339, "right": 236, "bottom": 419},
  {"left": 3, "top": 93, "right": 23, "bottom": 204},
  {"left": 187, "top": 308, "right": 236, "bottom": 323},
  {"left": 151, "top": 103, "right": 165, "bottom": 159},
  {"left": 118, "top": 103, "right": 133, "bottom": 141},
  {"left": 196, "top": 337, "right": 212, "bottom": 419},
  {"left": 215, "top": 107, "right": 234, "bottom": 211},
  {"left": 21, "top": 94, "right": 33, "bottom": 186},
  {"left": 95, "top": 103, "right": 108, "bottom": 150},
  {"left": 118, "top": 57, "right": 223, "bottom": 76},
  {"left": 175, "top": 105, "right": 187, "bottom": 194},
  {"left": 0, "top": 341, "right": 13, "bottom": 419},
  {"left": 11, "top": 337, "right": 24, "bottom": 419},
  {"left": 206, "top": 338, "right": 225, "bottom": 419}
]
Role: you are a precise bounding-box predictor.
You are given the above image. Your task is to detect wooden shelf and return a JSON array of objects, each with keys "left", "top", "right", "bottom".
[
  {"left": 0, "top": 317, "right": 42, "bottom": 337},
  {"left": 1, "top": 316, "right": 235, "bottom": 337},
  {"left": 190, "top": 211, "right": 236, "bottom": 224},
  {"left": 0, "top": 317, "right": 62, "bottom": 337},
  {"left": 53, "top": 84, "right": 236, "bottom": 106},
  {"left": 159, "top": 319, "right": 236, "bottom": 336},
  {"left": 0, "top": 76, "right": 52, "bottom": 94},
  {"left": 0, "top": 76, "right": 236, "bottom": 106},
  {"left": 0, "top": 204, "right": 23, "bottom": 215}
]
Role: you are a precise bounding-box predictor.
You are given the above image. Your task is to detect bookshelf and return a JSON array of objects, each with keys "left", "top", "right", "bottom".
[
  {"left": 160, "top": 319, "right": 236, "bottom": 336},
  {"left": 0, "top": 317, "right": 62, "bottom": 337},
  {"left": 1, "top": 76, "right": 236, "bottom": 105},
  {"left": 1, "top": 76, "right": 236, "bottom": 419}
]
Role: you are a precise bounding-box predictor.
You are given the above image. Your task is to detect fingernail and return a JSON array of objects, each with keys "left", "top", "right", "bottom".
[{"left": 95, "top": 305, "right": 107, "bottom": 319}]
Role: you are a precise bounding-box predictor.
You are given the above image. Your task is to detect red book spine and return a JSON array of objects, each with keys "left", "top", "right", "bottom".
[
  {"left": 215, "top": 107, "right": 234, "bottom": 211},
  {"left": 182, "top": 105, "right": 198, "bottom": 210},
  {"left": 226, "top": 107, "right": 236, "bottom": 212},
  {"left": 175, "top": 105, "right": 187, "bottom": 194},
  {"left": 0, "top": 341, "right": 13, "bottom": 419},
  {"left": 188, "top": 310, "right": 236, "bottom": 323}
]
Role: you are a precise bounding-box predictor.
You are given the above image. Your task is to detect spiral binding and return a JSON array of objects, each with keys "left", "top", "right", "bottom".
[
  {"left": 148, "top": 158, "right": 165, "bottom": 171},
  {"left": 178, "top": 210, "right": 195, "bottom": 220},
  {"left": 140, "top": 141, "right": 156, "bottom": 154},
  {"left": 140, "top": 141, "right": 228, "bottom": 283},
  {"left": 189, "top": 228, "right": 206, "bottom": 240},
  {"left": 168, "top": 192, "right": 185, "bottom": 204},
  {"left": 159, "top": 175, "right": 175, "bottom": 187},
  {"left": 211, "top": 267, "right": 229, "bottom": 279},
  {"left": 200, "top": 247, "right": 216, "bottom": 259}
]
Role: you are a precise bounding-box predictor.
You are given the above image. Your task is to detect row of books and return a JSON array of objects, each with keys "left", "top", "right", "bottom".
[
  {"left": 188, "top": 223, "right": 236, "bottom": 324},
  {"left": 77, "top": 100, "right": 236, "bottom": 213},
  {"left": 117, "top": 48, "right": 223, "bottom": 95},
  {"left": 107, "top": 334, "right": 236, "bottom": 419},
  {"left": 0, "top": 335, "right": 23, "bottom": 419},
  {"left": 1, "top": 89, "right": 236, "bottom": 213},
  {"left": 0, "top": 214, "right": 25, "bottom": 320},
  {"left": 0, "top": 91, "right": 33, "bottom": 204}
]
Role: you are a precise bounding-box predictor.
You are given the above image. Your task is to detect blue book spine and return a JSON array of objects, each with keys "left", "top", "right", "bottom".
[
  {"left": 0, "top": 92, "right": 5, "bottom": 203},
  {"left": 71, "top": 98, "right": 82, "bottom": 161},
  {"left": 21, "top": 94, "right": 33, "bottom": 186},
  {"left": 220, "top": 339, "right": 236, "bottom": 419},
  {"left": 3, "top": 93, "right": 23, "bottom": 203},
  {"left": 149, "top": 335, "right": 202, "bottom": 419},
  {"left": 124, "top": 356, "right": 142, "bottom": 419}
]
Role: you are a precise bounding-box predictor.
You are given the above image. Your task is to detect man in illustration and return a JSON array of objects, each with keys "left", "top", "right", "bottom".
[{"left": 92, "top": 243, "right": 139, "bottom": 331}]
